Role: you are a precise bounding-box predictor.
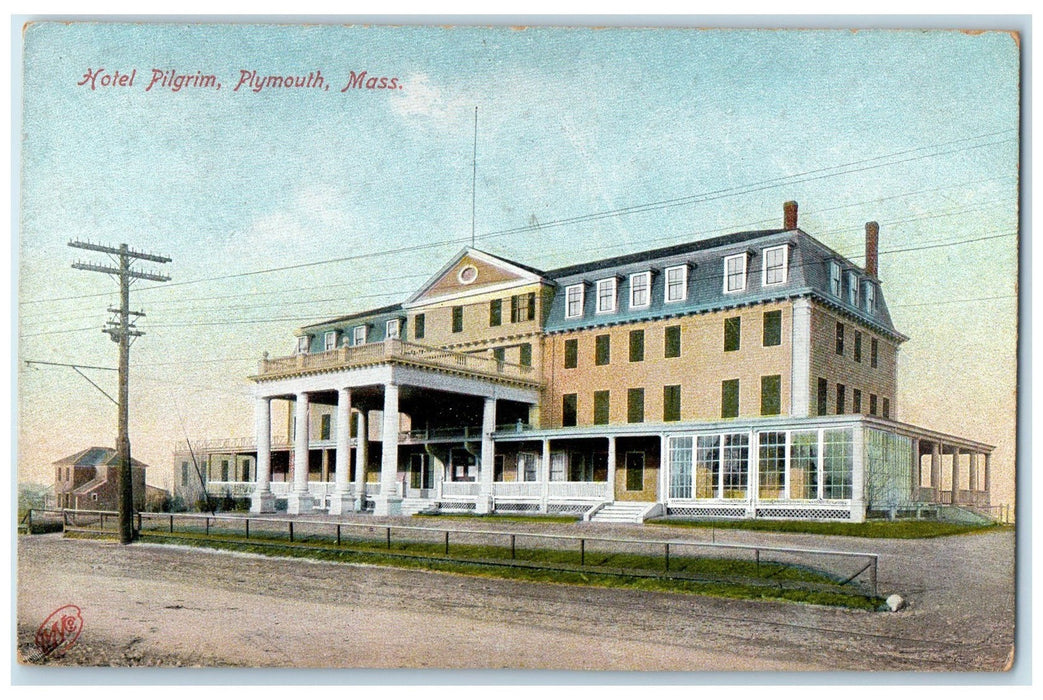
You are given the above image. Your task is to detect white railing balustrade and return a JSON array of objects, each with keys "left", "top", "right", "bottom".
[
  {"left": 547, "top": 481, "right": 608, "bottom": 499},
  {"left": 269, "top": 482, "right": 290, "bottom": 496},
  {"left": 440, "top": 481, "right": 480, "bottom": 497},
  {"left": 492, "top": 482, "right": 542, "bottom": 498},
  {"left": 205, "top": 481, "right": 255, "bottom": 498},
  {"left": 257, "top": 339, "right": 539, "bottom": 385}
]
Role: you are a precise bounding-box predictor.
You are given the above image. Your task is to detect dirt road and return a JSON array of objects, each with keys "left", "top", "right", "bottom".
[{"left": 16, "top": 525, "right": 1015, "bottom": 672}]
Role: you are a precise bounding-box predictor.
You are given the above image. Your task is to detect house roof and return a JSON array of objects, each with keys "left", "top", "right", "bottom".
[{"left": 53, "top": 447, "right": 148, "bottom": 468}]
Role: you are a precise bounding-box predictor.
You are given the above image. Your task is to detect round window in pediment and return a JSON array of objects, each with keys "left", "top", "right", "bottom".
[{"left": 458, "top": 264, "right": 479, "bottom": 284}]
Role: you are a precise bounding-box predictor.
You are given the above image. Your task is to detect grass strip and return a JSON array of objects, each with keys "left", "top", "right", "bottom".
[{"left": 647, "top": 518, "right": 1000, "bottom": 539}]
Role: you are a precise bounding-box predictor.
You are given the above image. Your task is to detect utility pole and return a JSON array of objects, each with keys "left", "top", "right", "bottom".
[{"left": 69, "top": 241, "right": 171, "bottom": 544}]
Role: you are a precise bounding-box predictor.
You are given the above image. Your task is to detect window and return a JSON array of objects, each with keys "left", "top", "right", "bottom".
[
  {"left": 883, "top": 398, "right": 891, "bottom": 419},
  {"left": 762, "top": 310, "right": 782, "bottom": 347},
  {"left": 550, "top": 452, "right": 566, "bottom": 482},
  {"left": 593, "top": 390, "right": 610, "bottom": 425},
  {"left": 871, "top": 338, "right": 879, "bottom": 368},
  {"left": 386, "top": 319, "right": 401, "bottom": 340},
  {"left": 836, "top": 384, "right": 846, "bottom": 415},
  {"left": 511, "top": 292, "right": 535, "bottom": 322},
  {"left": 696, "top": 435, "right": 721, "bottom": 498},
  {"left": 722, "top": 434, "right": 749, "bottom": 499},
  {"left": 353, "top": 325, "right": 367, "bottom": 346},
  {"left": 489, "top": 298, "right": 502, "bottom": 327},
  {"left": 847, "top": 272, "right": 860, "bottom": 307},
  {"left": 665, "top": 325, "right": 681, "bottom": 358},
  {"left": 663, "top": 385, "right": 681, "bottom": 422},
  {"left": 864, "top": 282, "right": 877, "bottom": 313},
  {"left": 668, "top": 436, "right": 693, "bottom": 499},
  {"left": 562, "top": 394, "right": 578, "bottom": 427},
  {"left": 817, "top": 378, "right": 829, "bottom": 415},
  {"left": 596, "top": 278, "right": 617, "bottom": 313},
  {"left": 519, "top": 343, "right": 532, "bottom": 367},
  {"left": 568, "top": 453, "right": 591, "bottom": 482},
  {"left": 519, "top": 452, "right": 538, "bottom": 482},
  {"left": 789, "top": 431, "right": 819, "bottom": 500},
  {"left": 492, "top": 347, "right": 506, "bottom": 366},
  {"left": 452, "top": 306, "right": 463, "bottom": 333},
  {"left": 296, "top": 335, "right": 310, "bottom": 354},
  {"left": 629, "top": 329, "right": 644, "bottom": 362},
  {"left": 627, "top": 388, "right": 644, "bottom": 423},
  {"left": 835, "top": 322, "right": 844, "bottom": 355},
  {"left": 721, "top": 379, "right": 740, "bottom": 418},
  {"left": 595, "top": 334, "right": 610, "bottom": 366},
  {"left": 629, "top": 271, "right": 651, "bottom": 308},
  {"left": 413, "top": 313, "right": 425, "bottom": 339},
  {"left": 221, "top": 460, "right": 229, "bottom": 482},
  {"left": 822, "top": 428, "right": 853, "bottom": 499},
  {"left": 724, "top": 316, "right": 741, "bottom": 352},
  {"left": 829, "top": 261, "right": 842, "bottom": 297},
  {"left": 565, "top": 284, "right": 584, "bottom": 318},
  {"left": 853, "top": 388, "right": 862, "bottom": 413},
  {"left": 665, "top": 265, "right": 687, "bottom": 303},
  {"left": 761, "top": 375, "right": 781, "bottom": 416},
  {"left": 320, "top": 414, "right": 331, "bottom": 441},
  {"left": 854, "top": 331, "right": 862, "bottom": 362},
  {"left": 324, "top": 331, "right": 337, "bottom": 352},
  {"left": 869, "top": 393, "right": 878, "bottom": 416},
  {"left": 626, "top": 452, "right": 644, "bottom": 491},
  {"left": 762, "top": 245, "right": 788, "bottom": 285},
  {"left": 723, "top": 253, "right": 747, "bottom": 293},
  {"left": 241, "top": 458, "right": 251, "bottom": 482},
  {"left": 758, "top": 432, "right": 787, "bottom": 499},
  {"left": 181, "top": 462, "right": 189, "bottom": 487},
  {"left": 564, "top": 338, "right": 578, "bottom": 369}
]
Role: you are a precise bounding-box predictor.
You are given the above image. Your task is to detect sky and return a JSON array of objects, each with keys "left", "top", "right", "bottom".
[{"left": 14, "top": 23, "right": 1020, "bottom": 508}]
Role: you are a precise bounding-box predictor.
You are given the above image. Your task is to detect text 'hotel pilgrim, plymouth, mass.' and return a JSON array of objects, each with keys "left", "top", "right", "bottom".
[{"left": 174, "top": 202, "right": 994, "bottom": 524}]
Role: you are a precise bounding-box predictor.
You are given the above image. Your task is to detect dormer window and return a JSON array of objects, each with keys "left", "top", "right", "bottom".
[
  {"left": 296, "top": 336, "right": 310, "bottom": 354},
  {"left": 352, "top": 325, "right": 368, "bottom": 346},
  {"left": 629, "top": 272, "right": 651, "bottom": 309},
  {"left": 762, "top": 245, "right": 788, "bottom": 286},
  {"left": 596, "top": 278, "right": 617, "bottom": 313},
  {"left": 565, "top": 283, "right": 584, "bottom": 319},
  {"left": 847, "top": 272, "right": 860, "bottom": 307},
  {"left": 723, "top": 253, "right": 747, "bottom": 293},
  {"left": 829, "top": 261, "right": 842, "bottom": 297},
  {"left": 863, "top": 282, "right": 877, "bottom": 314},
  {"left": 323, "top": 331, "right": 338, "bottom": 352},
  {"left": 386, "top": 319, "right": 401, "bottom": 339},
  {"left": 664, "top": 265, "right": 687, "bottom": 303}
]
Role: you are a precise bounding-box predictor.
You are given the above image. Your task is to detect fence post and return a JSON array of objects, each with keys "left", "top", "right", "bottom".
[
  {"left": 510, "top": 534, "right": 516, "bottom": 560},
  {"left": 136, "top": 512, "right": 142, "bottom": 533},
  {"left": 336, "top": 524, "right": 341, "bottom": 546},
  {"left": 27, "top": 509, "right": 32, "bottom": 534},
  {"left": 870, "top": 556, "right": 878, "bottom": 597},
  {"left": 245, "top": 519, "right": 250, "bottom": 540},
  {"left": 444, "top": 531, "right": 449, "bottom": 556},
  {"left": 289, "top": 521, "right": 294, "bottom": 543},
  {"left": 665, "top": 543, "right": 670, "bottom": 571},
  {"left": 169, "top": 514, "right": 174, "bottom": 533},
  {"left": 755, "top": 549, "right": 760, "bottom": 575},
  {"left": 386, "top": 527, "right": 391, "bottom": 550},
  {"left": 206, "top": 517, "right": 210, "bottom": 536},
  {"left": 580, "top": 538, "right": 585, "bottom": 566},
  {"left": 100, "top": 513, "right": 104, "bottom": 531},
  {"left": 62, "top": 509, "right": 67, "bottom": 533}
]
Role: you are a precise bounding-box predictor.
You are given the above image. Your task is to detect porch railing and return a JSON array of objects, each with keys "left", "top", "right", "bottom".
[{"left": 256, "top": 338, "right": 539, "bottom": 386}]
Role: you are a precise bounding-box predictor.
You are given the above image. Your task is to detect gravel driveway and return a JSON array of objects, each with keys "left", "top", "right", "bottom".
[{"left": 15, "top": 519, "right": 1015, "bottom": 673}]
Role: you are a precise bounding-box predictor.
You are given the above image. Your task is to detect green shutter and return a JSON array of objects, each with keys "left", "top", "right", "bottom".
[
  {"left": 721, "top": 379, "right": 739, "bottom": 418},
  {"left": 629, "top": 330, "right": 644, "bottom": 362},
  {"left": 724, "top": 316, "right": 741, "bottom": 352},
  {"left": 664, "top": 325, "right": 681, "bottom": 358},
  {"left": 564, "top": 338, "right": 578, "bottom": 368},
  {"left": 595, "top": 334, "right": 611, "bottom": 365},
  {"left": 760, "top": 375, "right": 781, "bottom": 416},
  {"left": 762, "top": 310, "right": 782, "bottom": 347},
  {"left": 593, "top": 390, "right": 610, "bottom": 425},
  {"left": 627, "top": 388, "right": 644, "bottom": 423},
  {"left": 663, "top": 385, "right": 681, "bottom": 421},
  {"left": 562, "top": 394, "right": 578, "bottom": 427}
]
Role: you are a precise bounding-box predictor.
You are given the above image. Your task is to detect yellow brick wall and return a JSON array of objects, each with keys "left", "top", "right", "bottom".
[
  {"left": 541, "top": 301, "right": 793, "bottom": 427},
  {"left": 807, "top": 304, "right": 899, "bottom": 417}
]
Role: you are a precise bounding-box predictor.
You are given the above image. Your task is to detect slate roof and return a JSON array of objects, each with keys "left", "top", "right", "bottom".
[{"left": 53, "top": 447, "right": 147, "bottom": 468}]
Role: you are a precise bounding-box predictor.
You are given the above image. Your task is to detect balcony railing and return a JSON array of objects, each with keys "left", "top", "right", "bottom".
[{"left": 255, "top": 339, "right": 539, "bottom": 386}]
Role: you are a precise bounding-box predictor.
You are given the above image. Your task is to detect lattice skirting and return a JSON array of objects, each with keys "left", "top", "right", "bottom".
[
  {"left": 755, "top": 507, "right": 852, "bottom": 520},
  {"left": 547, "top": 503, "right": 590, "bottom": 515},
  {"left": 667, "top": 506, "right": 747, "bottom": 518},
  {"left": 495, "top": 502, "right": 541, "bottom": 513},
  {"left": 438, "top": 501, "right": 476, "bottom": 512}
]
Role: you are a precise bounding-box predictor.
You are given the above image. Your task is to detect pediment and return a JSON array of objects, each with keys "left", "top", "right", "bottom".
[{"left": 406, "top": 248, "right": 544, "bottom": 306}]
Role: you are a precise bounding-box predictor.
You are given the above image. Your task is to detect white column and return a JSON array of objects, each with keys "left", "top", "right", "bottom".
[
  {"left": 353, "top": 411, "right": 368, "bottom": 512},
  {"left": 659, "top": 434, "right": 669, "bottom": 506},
  {"left": 606, "top": 436, "right": 616, "bottom": 502},
  {"left": 287, "top": 391, "right": 314, "bottom": 514},
  {"left": 850, "top": 426, "right": 866, "bottom": 522},
  {"left": 250, "top": 396, "right": 275, "bottom": 513},
  {"left": 374, "top": 384, "right": 402, "bottom": 516},
  {"left": 540, "top": 438, "right": 551, "bottom": 513},
  {"left": 476, "top": 397, "right": 496, "bottom": 514},
  {"left": 746, "top": 429, "right": 758, "bottom": 518},
  {"left": 329, "top": 387, "right": 353, "bottom": 515},
  {"left": 790, "top": 298, "right": 812, "bottom": 418},
  {"left": 950, "top": 446, "right": 960, "bottom": 505},
  {"left": 910, "top": 438, "right": 921, "bottom": 502},
  {"left": 930, "top": 442, "right": 941, "bottom": 497},
  {"left": 983, "top": 452, "right": 992, "bottom": 502},
  {"left": 968, "top": 452, "right": 978, "bottom": 494}
]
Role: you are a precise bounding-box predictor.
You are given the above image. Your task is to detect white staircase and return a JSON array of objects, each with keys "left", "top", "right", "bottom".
[
  {"left": 589, "top": 502, "right": 656, "bottom": 524},
  {"left": 399, "top": 498, "right": 436, "bottom": 516}
]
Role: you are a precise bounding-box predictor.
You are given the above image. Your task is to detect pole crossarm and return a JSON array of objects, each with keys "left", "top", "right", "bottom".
[
  {"left": 69, "top": 239, "right": 172, "bottom": 263},
  {"left": 72, "top": 261, "right": 171, "bottom": 282}
]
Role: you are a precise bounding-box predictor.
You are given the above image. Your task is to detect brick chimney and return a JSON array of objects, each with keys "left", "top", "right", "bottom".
[
  {"left": 783, "top": 201, "right": 798, "bottom": 230},
  {"left": 865, "top": 221, "right": 879, "bottom": 278}
]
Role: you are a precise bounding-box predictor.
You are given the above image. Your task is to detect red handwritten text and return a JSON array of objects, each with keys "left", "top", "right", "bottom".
[
  {"left": 340, "top": 71, "right": 402, "bottom": 91},
  {"left": 77, "top": 68, "right": 136, "bottom": 90}
]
